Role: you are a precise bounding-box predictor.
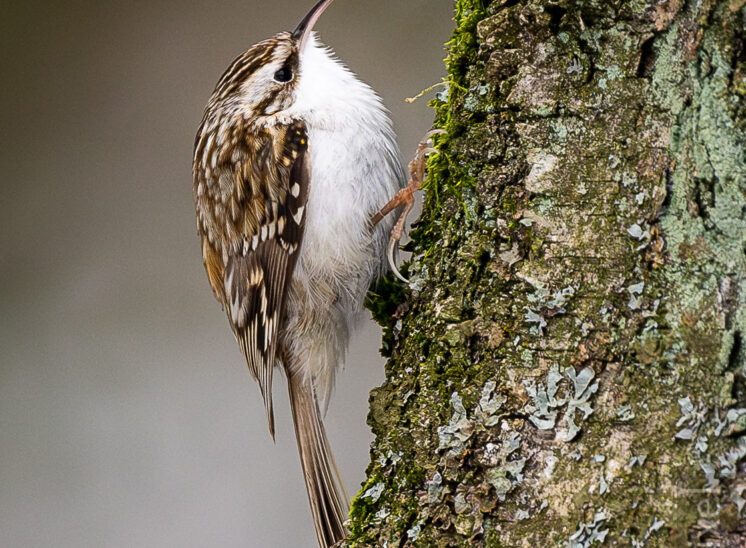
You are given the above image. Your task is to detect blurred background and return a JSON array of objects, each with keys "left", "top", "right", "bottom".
[{"left": 0, "top": 1, "right": 453, "bottom": 546}]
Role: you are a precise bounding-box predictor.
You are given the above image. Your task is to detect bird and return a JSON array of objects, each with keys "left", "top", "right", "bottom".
[{"left": 192, "top": 1, "right": 408, "bottom": 545}]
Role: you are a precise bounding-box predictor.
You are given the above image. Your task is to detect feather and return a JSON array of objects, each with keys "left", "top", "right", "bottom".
[
  {"left": 287, "top": 370, "right": 348, "bottom": 548},
  {"left": 195, "top": 121, "right": 309, "bottom": 437}
]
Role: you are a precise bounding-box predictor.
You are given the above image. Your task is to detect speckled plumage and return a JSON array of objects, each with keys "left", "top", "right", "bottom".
[{"left": 192, "top": 2, "right": 404, "bottom": 546}]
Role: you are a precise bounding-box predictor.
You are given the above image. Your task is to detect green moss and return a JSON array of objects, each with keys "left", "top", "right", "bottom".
[{"left": 365, "top": 276, "right": 410, "bottom": 357}]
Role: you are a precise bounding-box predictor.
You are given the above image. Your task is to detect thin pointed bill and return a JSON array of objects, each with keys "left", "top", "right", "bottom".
[{"left": 292, "top": 0, "right": 335, "bottom": 50}]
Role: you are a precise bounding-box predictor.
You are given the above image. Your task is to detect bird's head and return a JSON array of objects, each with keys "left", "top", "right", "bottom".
[{"left": 209, "top": 0, "right": 335, "bottom": 119}]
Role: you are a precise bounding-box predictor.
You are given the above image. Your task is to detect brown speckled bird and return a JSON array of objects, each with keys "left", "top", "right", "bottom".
[{"left": 191, "top": 1, "right": 417, "bottom": 546}]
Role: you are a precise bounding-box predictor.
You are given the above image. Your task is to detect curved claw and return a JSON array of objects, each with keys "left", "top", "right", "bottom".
[
  {"left": 424, "top": 128, "right": 447, "bottom": 139},
  {"left": 388, "top": 237, "right": 409, "bottom": 283},
  {"left": 376, "top": 130, "right": 445, "bottom": 285}
]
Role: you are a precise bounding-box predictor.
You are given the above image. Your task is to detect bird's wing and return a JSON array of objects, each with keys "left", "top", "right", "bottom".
[{"left": 195, "top": 121, "right": 309, "bottom": 437}]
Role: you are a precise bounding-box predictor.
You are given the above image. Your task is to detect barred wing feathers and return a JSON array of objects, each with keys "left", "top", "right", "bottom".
[{"left": 195, "top": 121, "right": 309, "bottom": 437}]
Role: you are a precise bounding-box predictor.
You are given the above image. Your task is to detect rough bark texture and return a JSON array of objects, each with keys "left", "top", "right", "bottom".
[{"left": 343, "top": 0, "right": 746, "bottom": 546}]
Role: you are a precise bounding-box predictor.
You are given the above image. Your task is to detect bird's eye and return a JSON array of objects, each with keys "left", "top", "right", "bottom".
[{"left": 273, "top": 68, "right": 293, "bottom": 83}]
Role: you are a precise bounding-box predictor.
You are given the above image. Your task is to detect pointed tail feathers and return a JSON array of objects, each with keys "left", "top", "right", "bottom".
[{"left": 288, "top": 373, "right": 348, "bottom": 547}]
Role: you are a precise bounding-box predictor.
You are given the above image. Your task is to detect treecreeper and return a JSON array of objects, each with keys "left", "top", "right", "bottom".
[{"left": 192, "top": 1, "right": 435, "bottom": 545}]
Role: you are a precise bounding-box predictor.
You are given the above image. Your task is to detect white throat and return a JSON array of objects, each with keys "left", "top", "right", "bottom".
[{"left": 285, "top": 34, "right": 390, "bottom": 131}]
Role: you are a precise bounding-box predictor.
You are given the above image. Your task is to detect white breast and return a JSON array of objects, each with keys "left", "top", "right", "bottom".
[{"left": 280, "top": 34, "right": 405, "bottom": 405}]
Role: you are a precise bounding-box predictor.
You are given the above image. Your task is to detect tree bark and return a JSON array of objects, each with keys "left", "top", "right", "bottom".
[{"left": 343, "top": 0, "right": 746, "bottom": 546}]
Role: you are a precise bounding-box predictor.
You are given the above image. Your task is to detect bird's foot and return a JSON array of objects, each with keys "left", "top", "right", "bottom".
[{"left": 371, "top": 129, "right": 445, "bottom": 283}]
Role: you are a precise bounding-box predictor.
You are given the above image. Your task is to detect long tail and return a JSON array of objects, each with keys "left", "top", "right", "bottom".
[{"left": 287, "top": 371, "right": 348, "bottom": 547}]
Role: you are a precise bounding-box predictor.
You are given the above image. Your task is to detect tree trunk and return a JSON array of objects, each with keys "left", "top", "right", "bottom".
[{"left": 342, "top": 0, "right": 746, "bottom": 546}]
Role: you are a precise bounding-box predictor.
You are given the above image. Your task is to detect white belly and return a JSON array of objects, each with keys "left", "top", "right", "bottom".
[
  {"left": 301, "top": 125, "right": 397, "bottom": 291},
  {"left": 277, "top": 33, "right": 405, "bottom": 406},
  {"left": 282, "top": 123, "right": 403, "bottom": 407}
]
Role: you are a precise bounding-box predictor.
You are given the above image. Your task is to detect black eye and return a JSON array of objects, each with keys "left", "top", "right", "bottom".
[{"left": 273, "top": 68, "right": 293, "bottom": 83}]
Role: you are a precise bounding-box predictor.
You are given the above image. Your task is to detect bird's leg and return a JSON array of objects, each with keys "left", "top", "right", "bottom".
[{"left": 371, "top": 130, "right": 445, "bottom": 282}]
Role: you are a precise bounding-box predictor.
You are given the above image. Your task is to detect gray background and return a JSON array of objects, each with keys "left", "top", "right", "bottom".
[{"left": 0, "top": 1, "right": 453, "bottom": 546}]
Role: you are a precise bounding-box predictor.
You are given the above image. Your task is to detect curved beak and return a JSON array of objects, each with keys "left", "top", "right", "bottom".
[{"left": 292, "top": 0, "right": 335, "bottom": 50}]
